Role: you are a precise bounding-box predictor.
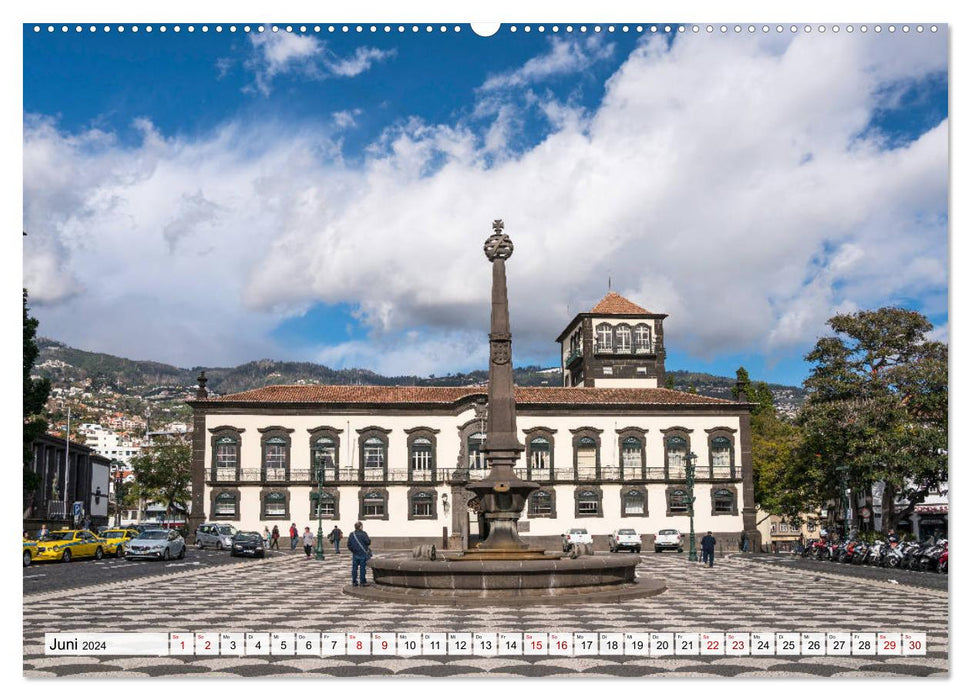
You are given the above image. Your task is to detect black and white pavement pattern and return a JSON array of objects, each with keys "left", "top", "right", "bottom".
[{"left": 23, "top": 552, "right": 948, "bottom": 678}]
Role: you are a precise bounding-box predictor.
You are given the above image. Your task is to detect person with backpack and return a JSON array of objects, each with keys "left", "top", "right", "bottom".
[
  {"left": 328, "top": 525, "right": 344, "bottom": 554},
  {"left": 346, "top": 522, "right": 372, "bottom": 586},
  {"left": 270, "top": 525, "right": 280, "bottom": 550}
]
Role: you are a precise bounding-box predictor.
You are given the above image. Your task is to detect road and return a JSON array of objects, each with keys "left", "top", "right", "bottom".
[
  {"left": 22, "top": 545, "right": 289, "bottom": 595},
  {"left": 747, "top": 553, "right": 948, "bottom": 592}
]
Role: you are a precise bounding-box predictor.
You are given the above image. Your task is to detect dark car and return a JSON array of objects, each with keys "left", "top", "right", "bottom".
[{"left": 230, "top": 531, "right": 266, "bottom": 558}]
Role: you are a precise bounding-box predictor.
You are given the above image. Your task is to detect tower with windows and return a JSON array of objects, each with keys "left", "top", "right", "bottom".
[{"left": 555, "top": 292, "right": 667, "bottom": 388}]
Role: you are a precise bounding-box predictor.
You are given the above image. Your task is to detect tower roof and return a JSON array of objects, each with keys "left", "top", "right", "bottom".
[{"left": 589, "top": 292, "right": 650, "bottom": 315}]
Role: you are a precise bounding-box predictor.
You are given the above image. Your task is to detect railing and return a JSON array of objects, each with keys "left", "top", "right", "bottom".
[
  {"left": 207, "top": 465, "right": 742, "bottom": 485},
  {"left": 47, "top": 500, "right": 67, "bottom": 519},
  {"left": 565, "top": 347, "right": 583, "bottom": 366}
]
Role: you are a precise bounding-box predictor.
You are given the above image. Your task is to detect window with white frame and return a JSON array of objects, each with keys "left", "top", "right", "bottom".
[
  {"left": 529, "top": 490, "right": 553, "bottom": 516},
  {"left": 576, "top": 437, "right": 597, "bottom": 473},
  {"left": 363, "top": 437, "right": 385, "bottom": 471},
  {"left": 616, "top": 324, "right": 632, "bottom": 352},
  {"left": 468, "top": 432, "right": 487, "bottom": 471},
  {"left": 411, "top": 491, "right": 435, "bottom": 518},
  {"left": 410, "top": 438, "right": 433, "bottom": 478},
  {"left": 214, "top": 492, "right": 237, "bottom": 517},
  {"left": 634, "top": 324, "right": 652, "bottom": 352},
  {"left": 312, "top": 437, "right": 338, "bottom": 477},
  {"left": 263, "top": 491, "right": 286, "bottom": 517},
  {"left": 596, "top": 323, "right": 613, "bottom": 351},
  {"left": 264, "top": 437, "right": 287, "bottom": 480},
  {"left": 363, "top": 491, "right": 386, "bottom": 518},
  {"left": 713, "top": 489, "right": 735, "bottom": 514},
  {"left": 666, "top": 435, "right": 687, "bottom": 469},
  {"left": 711, "top": 436, "right": 732, "bottom": 467},
  {"left": 622, "top": 436, "right": 643, "bottom": 471},
  {"left": 577, "top": 489, "right": 601, "bottom": 516},
  {"left": 623, "top": 489, "right": 645, "bottom": 515},
  {"left": 668, "top": 489, "right": 689, "bottom": 514},
  {"left": 529, "top": 437, "right": 550, "bottom": 472},
  {"left": 215, "top": 437, "right": 238, "bottom": 480},
  {"left": 311, "top": 492, "right": 336, "bottom": 518}
]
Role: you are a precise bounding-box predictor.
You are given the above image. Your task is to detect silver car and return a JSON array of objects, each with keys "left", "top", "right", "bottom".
[
  {"left": 125, "top": 529, "right": 186, "bottom": 560},
  {"left": 195, "top": 523, "right": 237, "bottom": 550}
]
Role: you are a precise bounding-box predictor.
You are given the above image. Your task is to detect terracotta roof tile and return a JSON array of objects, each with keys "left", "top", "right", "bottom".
[
  {"left": 589, "top": 292, "right": 650, "bottom": 315},
  {"left": 202, "top": 385, "right": 734, "bottom": 406}
]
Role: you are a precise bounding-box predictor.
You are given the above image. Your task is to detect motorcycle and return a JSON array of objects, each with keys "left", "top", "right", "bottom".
[
  {"left": 937, "top": 541, "right": 948, "bottom": 574},
  {"left": 851, "top": 540, "right": 870, "bottom": 565}
]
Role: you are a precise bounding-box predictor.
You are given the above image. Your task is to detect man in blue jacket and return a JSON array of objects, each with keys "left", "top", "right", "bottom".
[
  {"left": 347, "top": 521, "right": 372, "bottom": 587},
  {"left": 701, "top": 531, "right": 716, "bottom": 568}
]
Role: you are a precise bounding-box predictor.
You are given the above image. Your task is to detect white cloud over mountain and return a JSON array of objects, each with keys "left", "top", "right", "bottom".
[{"left": 23, "top": 31, "right": 947, "bottom": 375}]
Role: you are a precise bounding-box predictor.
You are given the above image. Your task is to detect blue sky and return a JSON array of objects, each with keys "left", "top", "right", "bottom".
[{"left": 22, "top": 23, "right": 948, "bottom": 386}]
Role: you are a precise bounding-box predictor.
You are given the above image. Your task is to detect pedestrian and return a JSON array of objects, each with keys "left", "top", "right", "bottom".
[
  {"left": 347, "top": 521, "right": 372, "bottom": 587},
  {"left": 701, "top": 531, "right": 716, "bottom": 568},
  {"left": 83, "top": 515, "right": 91, "bottom": 531},
  {"left": 37, "top": 523, "right": 49, "bottom": 539},
  {"left": 271, "top": 525, "right": 280, "bottom": 550},
  {"left": 289, "top": 523, "right": 298, "bottom": 551},
  {"left": 263, "top": 526, "right": 271, "bottom": 549},
  {"left": 741, "top": 532, "right": 750, "bottom": 553},
  {"left": 302, "top": 527, "right": 315, "bottom": 559},
  {"left": 329, "top": 525, "right": 344, "bottom": 554}
]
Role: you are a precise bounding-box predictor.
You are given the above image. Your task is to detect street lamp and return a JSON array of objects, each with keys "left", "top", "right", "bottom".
[
  {"left": 314, "top": 465, "right": 326, "bottom": 561},
  {"left": 685, "top": 451, "right": 698, "bottom": 562}
]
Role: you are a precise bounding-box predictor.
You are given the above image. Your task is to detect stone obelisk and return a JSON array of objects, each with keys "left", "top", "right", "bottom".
[{"left": 464, "top": 220, "right": 542, "bottom": 554}]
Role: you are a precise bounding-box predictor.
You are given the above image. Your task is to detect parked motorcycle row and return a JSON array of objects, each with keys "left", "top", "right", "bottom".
[{"left": 801, "top": 536, "right": 948, "bottom": 573}]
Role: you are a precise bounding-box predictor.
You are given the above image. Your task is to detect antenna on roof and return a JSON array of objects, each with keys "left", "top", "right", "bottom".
[{"left": 608, "top": 272, "right": 612, "bottom": 291}]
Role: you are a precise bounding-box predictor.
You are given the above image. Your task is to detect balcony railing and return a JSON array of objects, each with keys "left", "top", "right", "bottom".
[
  {"left": 207, "top": 465, "right": 740, "bottom": 485},
  {"left": 565, "top": 347, "right": 583, "bottom": 366}
]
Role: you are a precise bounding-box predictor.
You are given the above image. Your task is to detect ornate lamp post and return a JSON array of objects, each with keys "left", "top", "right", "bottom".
[
  {"left": 685, "top": 451, "right": 698, "bottom": 562},
  {"left": 314, "top": 465, "right": 326, "bottom": 561}
]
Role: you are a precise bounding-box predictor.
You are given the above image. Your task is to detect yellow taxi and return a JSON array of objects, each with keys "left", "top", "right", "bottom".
[
  {"left": 98, "top": 528, "right": 140, "bottom": 557},
  {"left": 23, "top": 538, "right": 39, "bottom": 567},
  {"left": 34, "top": 529, "right": 107, "bottom": 563}
]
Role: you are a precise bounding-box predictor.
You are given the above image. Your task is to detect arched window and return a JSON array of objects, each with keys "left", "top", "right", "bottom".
[
  {"left": 596, "top": 323, "right": 613, "bottom": 352},
  {"left": 363, "top": 437, "right": 385, "bottom": 470},
  {"left": 214, "top": 492, "right": 237, "bottom": 517},
  {"left": 622, "top": 436, "right": 643, "bottom": 472},
  {"left": 310, "top": 491, "right": 336, "bottom": 519},
  {"left": 468, "top": 432, "right": 487, "bottom": 472},
  {"left": 262, "top": 491, "right": 287, "bottom": 518},
  {"left": 576, "top": 437, "right": 597, "bottom": 471},
  {"left": 263, "top": 437, "right": 288, "bottom": 481},
  {"left": 616, "top": 324, "right": 632, "bottom": 353},
  {"left": 623, "top": 489, "right": 645, "bottom": 516},
  {"left": 633, "top": 324, "right": 652, "bottom": 352},
  {"left": 410, "top": 490, "right": 436, "bottom": 518},
  {"left": 576, "top": 488, "right": 602, "bottom": 516},
  {"left": 528, "top": 490, "right": 554, "bottom": 517},
  {"left": 711, "top": 437, "right": 732, "bottom": 467},
  {"left": 713, "top": 488, "right": 736, "bottom": 514},
  {"left": 410, "top": 437, "right": 433, "bottom": 478},
  {"left": 529, "top": 437, "right": 550, "bottom": 471},
  {"left": 667, "top": 488, "right": 689, "bottom": 514},
  {"left": 362, "top": 490, "right": 387, "bottom": 518},
  {"left": 215, "top": 436, "right": 238, "bottom": 481},
  {"left": 312, "top": 436, "right": 338, "bottom": 480}
]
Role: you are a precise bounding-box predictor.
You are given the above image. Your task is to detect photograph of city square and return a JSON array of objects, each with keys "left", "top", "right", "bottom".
[{"left": 20, "top": 11, "right": 949, "bottom": 686}]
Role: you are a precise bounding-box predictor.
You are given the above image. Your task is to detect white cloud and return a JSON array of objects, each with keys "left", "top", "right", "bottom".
[
  {"left": 23, "top": 32, "right": 948, "bottom": 374},
  {"left": 480, "top": 36, "right": 614, "bottom": 91},
  {"left": 332, "top": 109, "right": 362, "bottom": 129},
  {"left": 242, "top": 33, "right": 392, "bottom": 95}
]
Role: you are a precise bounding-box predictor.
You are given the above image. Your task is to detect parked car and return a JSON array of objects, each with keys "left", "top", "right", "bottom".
[
  {"left": 99, "top": 528, "right": 141, "bottom": 557},
  {"left": 230, "top": 531, "right": 266, "bottom": 558},
  {"left": 654, "top": 528, "right": 683, "bottom": 553},
  {"left": 608, "top": 528, "right": 642, "bottom": 553},
  {"left": 562, "top": 528, "right": 594, "bottom": 552},
  {"left": 125, "top": 529, "right": 186, "bottom": 560},
  {"left": 23, "top": 538, "right": 39, "bottom": 567},
  {"left": 34, "top": 530, "right": 107, "bottom": 563},
  {"left": 195, "top": 523, "right": 238, "bottom": 550}
]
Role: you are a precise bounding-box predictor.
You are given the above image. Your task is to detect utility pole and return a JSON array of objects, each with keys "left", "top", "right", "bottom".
[{"left": 64, "top": 405, "right": 71, "bottom": 525}]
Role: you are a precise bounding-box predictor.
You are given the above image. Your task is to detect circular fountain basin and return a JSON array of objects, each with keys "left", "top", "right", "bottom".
[{"left": 344, "top": 552, "right": 666, "bottom": 606}]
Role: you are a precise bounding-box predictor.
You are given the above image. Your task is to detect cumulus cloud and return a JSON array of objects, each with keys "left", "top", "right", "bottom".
[
  {"left": 243, "top": 32, "right": 393, "bottom": 95},
  {"left": 480, "top": 36, "right": 615, "bottom": 91},
  {"left": 23, "top": 32, "right": 947, "bottom": 375}
]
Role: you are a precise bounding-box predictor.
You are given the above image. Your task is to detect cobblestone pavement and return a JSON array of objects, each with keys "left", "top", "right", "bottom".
[
  {"left": 23, "top": 552, "right": 948, "bottom": 678},
  {"left": 749, "top": 553, "right": 949, "bottom": 592}
]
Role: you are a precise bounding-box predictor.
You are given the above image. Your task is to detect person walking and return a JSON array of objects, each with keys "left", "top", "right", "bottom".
[
  {"left": 263, "top": 526, "right": 271, "bottom": 549},
  {"left": 329, "top": 525, "right": 344, "bottom": 554},
  {"left": 701, "top": 531, "right": 716, "bottom": 568},
  {"left": 270, "top": 525, "right": 280, "bottom": 550},
  {"left": 289, "top": 523, "right": 298, "bottom": 551},
  {"left": 347, "top": 522, "right": 372, "bottom": 586},
  {"left": 302, "top": 527, "right": 315, "bottom": 559}
]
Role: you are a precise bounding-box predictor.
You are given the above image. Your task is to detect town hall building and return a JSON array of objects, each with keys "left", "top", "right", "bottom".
[{"left": 188, "top": 292, "right": 760, "bottom": 551}]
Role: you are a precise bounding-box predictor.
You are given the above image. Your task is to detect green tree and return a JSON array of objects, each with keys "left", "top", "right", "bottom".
[
  {"left": 735, "top": 367, "right": 808, "bottom": 523},
  {"left": 24, "top": 290, "right": 50, "bottom": 509},
  {"left": 130, "top": 435, "right": 192, "bottom": 519},
  {"left": 799, "top": 307, "right": 947, "bottom": 533}
]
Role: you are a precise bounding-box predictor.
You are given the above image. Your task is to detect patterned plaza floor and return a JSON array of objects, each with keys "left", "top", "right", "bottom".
[{"left": 23, "top": 551, "right": 949, "bottom": 678}]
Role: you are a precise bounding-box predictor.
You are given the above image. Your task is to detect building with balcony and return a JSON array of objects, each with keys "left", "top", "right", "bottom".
[{"left": 188, "top": 293, "right": 758, "bottom": 550}]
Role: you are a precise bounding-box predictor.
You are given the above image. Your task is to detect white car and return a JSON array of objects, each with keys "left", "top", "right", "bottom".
[
  {"left": 608, "top": 528, "right": 642, "bottom": 553},
  {"left": 125, "top": 529, "right": 186, "bottom": 560},
  {"left": 654, "top": 528, "right": 683, "bottom": 553},
  {"left": 562, "top": 528, "right": 594, "bottom": 552}
]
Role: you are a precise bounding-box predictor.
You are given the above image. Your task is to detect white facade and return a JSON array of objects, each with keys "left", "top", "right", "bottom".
[{"left": 78, "top": 423, "right": 142, "bottom": 465}]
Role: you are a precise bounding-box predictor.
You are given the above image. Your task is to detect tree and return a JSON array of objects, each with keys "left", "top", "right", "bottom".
[
  {"left": 735, "top": 367, "right": 809, "bottom": 523},
  {"left": 24, "top": 290, "right": 51, "bottom": 513},
  {"left": 799, "top": 307, "right": 947, "bottom": 533},
  {"left": 130, "top": 435, "right": 192, "bottom": 520}
]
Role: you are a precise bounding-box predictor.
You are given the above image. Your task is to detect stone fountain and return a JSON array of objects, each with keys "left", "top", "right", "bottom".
[{"left": 346, "top": 221, "right": 665, "bottom": 605}]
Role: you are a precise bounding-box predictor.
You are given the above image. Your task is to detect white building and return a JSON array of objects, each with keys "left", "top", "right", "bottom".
[
  {"left": 188, "top": 293, "right": 759, "bottom": 550},
  {"left": 77, "top": 423, "right": 142, "bottom": 465}
]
